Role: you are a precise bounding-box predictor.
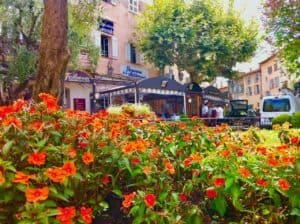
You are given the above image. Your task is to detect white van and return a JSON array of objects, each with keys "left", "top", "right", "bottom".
[{"left": 260, "top": 89, "right": 300, "bottom": 127}]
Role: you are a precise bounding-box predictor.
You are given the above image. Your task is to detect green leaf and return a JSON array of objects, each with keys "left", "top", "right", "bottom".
[
  {"left": 159, "top": 192, "right": 168, "bottom": 202},
  {"left": 43, "top": 200, "right": 57, "bottom": 208},
  {"left": 230, "top": 184, "right": 243, "bottom": 211},
  {"left": 225, "top": 177, "right": 234, "bottom": 191},
  {"left": 16, "top": 184, "right": 27, "bottom": 192},
  {"left": 99, "top": 201, "right": 109, "bottom": 211},
  {"left": 37, "top": 138, "right": 48, "bottom": 148},
  {"left": 112, "top": 189, "right": 122, "bottom": 197},
  {"left": 211, "top": 195, "right": 227, "bottom": 217},
  {"left": 46, "top": 208, "right": 60, "bottom": 217},
  {"left": 2, "top": 141, "right": 14, "bottom": 155},
  {"left": 291, "top": 208, "right": 300, "bottom": 217}
]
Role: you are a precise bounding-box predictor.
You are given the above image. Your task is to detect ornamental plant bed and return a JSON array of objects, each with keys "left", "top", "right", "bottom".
[{"left": 0, "top": 94, "right": 299, "bottom": 224}]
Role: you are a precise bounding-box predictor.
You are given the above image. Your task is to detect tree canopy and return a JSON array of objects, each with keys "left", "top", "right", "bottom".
[
  {"left": 263, "top": 0, "right": 300, "bottom": 77},
  {"left": 136, "top": 0, "right": 258, "bottom": 82}
]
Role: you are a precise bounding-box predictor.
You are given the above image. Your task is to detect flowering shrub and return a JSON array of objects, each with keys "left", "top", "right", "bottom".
[{"left": 0, "top": 94, "right": 299, "bottom": 223}]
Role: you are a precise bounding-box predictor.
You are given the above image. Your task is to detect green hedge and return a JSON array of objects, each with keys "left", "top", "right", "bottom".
[
  {"left": 272, "top": 114, "right": 292, "bottom": 126},
  {"left": 291, "top": 111, "right": 300, "bottom": 128}
]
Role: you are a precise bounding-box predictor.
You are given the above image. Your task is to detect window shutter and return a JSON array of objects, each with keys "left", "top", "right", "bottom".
[
  {"left": 94, "top": 32, "right": 101, "bottom": 50},
  {"left": 125, "top": 43, "right": 131, "bottom": 61},
  {"left": 112, "top": 37, "right": 118, "bottom": 58}
]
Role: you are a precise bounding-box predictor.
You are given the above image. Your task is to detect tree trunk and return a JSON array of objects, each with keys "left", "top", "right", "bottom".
[{"left": 33, "top": 0, "right": 70, "bottom": 105}]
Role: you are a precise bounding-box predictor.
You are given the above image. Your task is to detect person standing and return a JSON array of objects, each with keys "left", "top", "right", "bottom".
[{"left": 202, "top": 101, "right": 209, "bottom": 117}]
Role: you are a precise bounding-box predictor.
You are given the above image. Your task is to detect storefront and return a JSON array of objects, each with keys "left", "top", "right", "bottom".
[
  {"left": 99, "top": 77, "right": 187, "bottom": 117},
  {"left": 185, "top": 83, "right": 202, "bottom": 117}
]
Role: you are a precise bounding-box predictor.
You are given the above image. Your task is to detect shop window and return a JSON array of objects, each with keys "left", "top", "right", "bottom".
[
  {"left": 254, "top": 85, "right": 260, "bottom": 95},
  {"left": 129, "top": 0, "right": 138, "bottom": 13},
  {"left": 274, "top": 62, "right": 278, "bottom": 71}
]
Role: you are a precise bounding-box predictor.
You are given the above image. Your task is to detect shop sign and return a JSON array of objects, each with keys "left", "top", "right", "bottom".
[
  {"left": 120, "top": 65, "right": 148, "bottom": 79},
  {"left": 65, "top": 71, "right": 91, "bottom": 83},
  {"left": 99, "top": 19, "right": 114, "bottom": 35}
]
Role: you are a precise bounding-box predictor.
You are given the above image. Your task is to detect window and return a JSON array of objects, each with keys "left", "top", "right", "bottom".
[
  {"left": 263, "top": 98, "right": 291, "bottom": 112},
  {"left": 254, "top": 85, "right": 260, "bottom": 95},
  {"left": 267, "top": 66, "right": 272, "bottom": 74},
  {"left": 247, "top": 76, "right": 251, "bottom": 85},
  {"left": 274, "top": 62, "right": 278, "bottom": 71},
  {"left": 129, "top": 0, "right": 138, "bottom": 13},
  {"left": 130, "top": 44, "right": 136, "bottom": 63},
  {"left": 101, "top": 35, "right": 109, "bottom": 57},
  {"left": 247, "top": 87, "right": 252, "bottom": 96},
  {"left": 102, "top": 0, "right": 117, "bottom": 5},
  {"left": 255, "top": 74, "right": 260, "bottom": 83},
  {"left": 126, "top": 43, "right": 137, "bottom": 63},
  {"left": 269, "top": 79, "right": 274, "bottom": 89}
]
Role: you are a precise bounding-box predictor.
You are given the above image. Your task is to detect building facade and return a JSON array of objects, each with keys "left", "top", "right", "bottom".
[
  {"left": 260, "top": 54, "right": 288, "bottom": 97},
  {"left": 65, "top": 0, "right": 160, "bottom": 113}
]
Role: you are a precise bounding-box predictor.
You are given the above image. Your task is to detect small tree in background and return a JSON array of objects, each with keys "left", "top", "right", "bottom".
[
  {"left": 263, "top": 0, "right": 300, "bottom": 77},
  {"left": 136, "top": 0, "right": 258, "bottom": 82}
]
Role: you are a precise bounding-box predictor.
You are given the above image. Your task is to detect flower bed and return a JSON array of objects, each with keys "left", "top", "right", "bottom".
[{"left": 0, "top": 94, "right": 299, "bottom": 224}]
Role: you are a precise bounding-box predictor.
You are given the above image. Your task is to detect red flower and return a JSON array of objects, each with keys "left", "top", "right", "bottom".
[
  {"left": 213, "top": 177, "right": 226, "bottom": 188},
  {"left": 122, "top": 192, "right": 136, "bottom": 208},
  {"left": 25, "top": 187, "right": 49, "bottom": 203},
  {"left": 56, "top": 206, "right": 76, "bottom": 222},
  {"left": 183, "top": 157, "right": 193, "bottom": 168},
  {"left": 79, "top": 142, "right": 88, "bottom": 149},
  {"left": 82, "top": 152, "right": 94, "bottom": 165},
  {"left": 144, "top": 193, "right": 156, "bottom": 207},
  {"left": 290, "top": 136, "right": 299, "bottom": 145},
  {"left": 220, "top": 150, "right": 231, "bottom": 158},
  {"left": 256, "top": 178, "right": 269, "bottom": 187},
  {"left": 206, "top": 187, "right": 217, "bottom": 200},
  {"left": 28, "top": 152, "right": 47, "bottom": 166},
  {"left": 278, "top": 179, "right": 290, "bottom": 191},
  {"left": 62, "top": 161, "right": 76, "bottom": 177},
  {"left": 102, "top": 175, "right": 110, "bottom": 185},
  {"left": 80, "top": 207, "right": 92, "bottom": 224},
  {"left": 131, "top": 156, "right": 141, "bottom": 167},
  {"left": 267, "top": 157, "right": 279, "bottom": 167},
  {"left": 179, "top": 193, "right": 187, "bottom": 202}
]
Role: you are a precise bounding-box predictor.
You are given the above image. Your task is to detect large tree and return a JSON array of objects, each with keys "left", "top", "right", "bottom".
[
  {"left": 263, "top": 0, "right": 300, "bottom": 77},
  {"left": 33, "top": 0, "right": 70, "bottom": 103},
  {"left": 136, "top": 0, "right": 258, "bottom": 82},
  {"left": 0, "top": 0, "right": 101, "bottom": 104}
]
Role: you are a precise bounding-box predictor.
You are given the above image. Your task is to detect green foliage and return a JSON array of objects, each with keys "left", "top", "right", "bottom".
[
  {"left": 7, "top": 46, "right": 37, "bottom": 83},
  {"left": 272, "top": 114, "right": 292, "bottom": 126},
  {"left": 136, "top": 0, "right": 258, "bottom": 82},
  {"left": 263, "top": 0, "right": 300, "bottom": 77},
  {"left": 291, "top": 111, "right": 300, "bottom": 128}
]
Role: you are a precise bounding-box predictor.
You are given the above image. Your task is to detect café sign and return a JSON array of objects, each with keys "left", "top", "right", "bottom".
[
  {"left": 120, "top": 65, "right": 148, "bottom": 79},
  {"left": 65, "top": 70, "right": 91, "bottom": 83}
]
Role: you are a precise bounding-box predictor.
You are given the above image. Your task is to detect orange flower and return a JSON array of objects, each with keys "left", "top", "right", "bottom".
[
  {"left": 121, "top": 142, "right": 135, "bottom": 154},
  {"left": 39, "top": 93, "right": 59, "bottom": 113},
  {"left": 165, "top": 136, "right": 173, "bottom": 142},
  {"left": 122, "top": 192, "right": 136, "bottom": 208},
  {"left": 29, "top": 121, "right": 45, "bottom": 131},
  {"left": 183, "top": 134, "right": 191, "bottom": 142},
  {"left": 56, "top": 206, "right": 76, "bottom": 222},
  {"left": 0, "top": 171, "right": 5, "bottom": 185},
  {"left": 278, "top": 179, "right": 290, "bottom": 191},
  {"left": 267, "top": 156, "right": 279, "bottom": 167},
  {"left": 80, "top": 207, "right": 92, "bottom": 224},
  {"left": 25, "top": 187, "right": 49, "bottom": 203},
  {"left": 143, "top": 166, "right": 152, "bottom": 175},
  {"left": 144, "top": 194, "right": 156, "bottom": 207},
  {"left": 178, "top": 122, "right": 186, "bottom": 130},
  {"left": 62, "top": 161, "right": 76, "bottom": 177},
  {"left": 66, "top": 147, "right": 77, "bottom": 158},
  {"left": 220, "top": 150, "right": 231, "bottom": 158},
  {"left": 190, "top": 153, "right": 202, "bottom": 162},
  {"left": 213, "top": 177, "right": 226, "bottom": 188},
  {"left": 150, "top": 148, "right": 160, "bottom": 160},
  {"left": 13, "top": 171, "right": 34, "bottom": 185},
  {"left": 281, "top": 155, "right": 296, "bottom": 165},
  {"left": 82, "top": 152, "right": 94, "bottom": 165},
  {"left": 28, "top": 152, "right": 47, "bottom": 166},
  {"left": 238, "top": 167, "right": 251, "bottom": 178},
  {"left": 2, "top": 116, "right": 22, "bottom": 129},
  {"left": 45, "top": 168, "right": 66, "bottom": 183},
  {"left": 165, "top": 160, "right": 175, "bottom": 175},
  {"left": 183, "top": 157, "right": 193, "bottom": 168}
]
